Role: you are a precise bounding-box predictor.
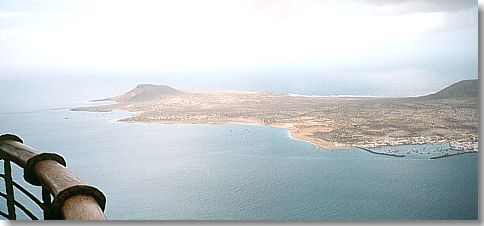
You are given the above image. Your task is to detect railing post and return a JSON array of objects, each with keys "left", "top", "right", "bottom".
[
  {"left": 4, "top": 160, "right": 16, "bottom": 220},
  {"left": 42, "top": 187, "right": 54, "bottom": 219}
]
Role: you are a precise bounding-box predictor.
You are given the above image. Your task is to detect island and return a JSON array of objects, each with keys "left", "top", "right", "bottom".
[{"left": 73, "top": 79, "right": 479, "bottom": 150}]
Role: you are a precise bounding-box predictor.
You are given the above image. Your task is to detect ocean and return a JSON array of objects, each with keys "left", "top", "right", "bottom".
[{"left": 0, "top": 103, "right": 477, "bottom": 220}]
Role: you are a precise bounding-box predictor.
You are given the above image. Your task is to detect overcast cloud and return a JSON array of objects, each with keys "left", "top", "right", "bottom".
[{"left": 0, "top": 0, "right": 478, "bottom": 96}]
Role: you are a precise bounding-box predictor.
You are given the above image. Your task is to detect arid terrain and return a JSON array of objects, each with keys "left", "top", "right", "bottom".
[{"left": 74, "top": 80, "right": 479, "bottom": 150}]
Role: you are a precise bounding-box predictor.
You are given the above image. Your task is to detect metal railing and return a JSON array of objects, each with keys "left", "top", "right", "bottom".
[{"left": 0, "top": 134, "right": 106, "bottom": 220}]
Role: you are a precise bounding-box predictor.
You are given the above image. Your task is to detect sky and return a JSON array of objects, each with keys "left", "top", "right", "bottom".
[{"left": 0, "top": 0, "right": 478, "bottom": 98}]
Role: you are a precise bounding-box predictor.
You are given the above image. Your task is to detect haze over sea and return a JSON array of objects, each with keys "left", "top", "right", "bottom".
[{"left": 0, "top": 83, "right": 477, "bottom": 220}]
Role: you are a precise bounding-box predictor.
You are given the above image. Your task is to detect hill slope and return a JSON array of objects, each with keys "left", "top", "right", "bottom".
[
  {"left": 421, "top": 79, "right": 478, "bottom": 99},
  {"left": 111, "top": 84, "right": 182, "bottom": 102}
]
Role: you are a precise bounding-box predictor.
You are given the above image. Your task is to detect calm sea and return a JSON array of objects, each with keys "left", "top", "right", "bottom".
[{"left": 0, "top": 104, "right": 478, "bottom": 220}]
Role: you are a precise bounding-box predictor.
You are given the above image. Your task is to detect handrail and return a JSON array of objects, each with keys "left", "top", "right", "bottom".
[{"left": 0, "top": 134, "right": 106, "bottom": 220}]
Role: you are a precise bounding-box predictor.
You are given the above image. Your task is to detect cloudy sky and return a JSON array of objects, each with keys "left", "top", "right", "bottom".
[{"left": 0, "top": 0, "right": 478, "bottom": 97}]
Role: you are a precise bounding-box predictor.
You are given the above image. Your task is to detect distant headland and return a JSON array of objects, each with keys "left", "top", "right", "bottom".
[{"left": 73, "top": 79, "right": 479, "bottom": 150}]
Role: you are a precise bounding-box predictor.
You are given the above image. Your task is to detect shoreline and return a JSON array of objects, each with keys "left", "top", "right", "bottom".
[
  {"left": 115, "top": 114, "right": 341, "bottom": 150},
  {"left": 71, "top": 108, "right": 478, "bottom": 156},
  {"left": 115, "top": 116, "right": 460, "bottom": 152},
  {"left": 118, "top": 117, "right": 475, "bottom": 153},
  {"left": 106, "top": 112, "right": 451, "bottom": 152}
]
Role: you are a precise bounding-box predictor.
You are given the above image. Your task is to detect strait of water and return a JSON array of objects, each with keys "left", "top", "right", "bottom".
[{"left": 0, "top": 105, "right": 478, "bottom": 220}]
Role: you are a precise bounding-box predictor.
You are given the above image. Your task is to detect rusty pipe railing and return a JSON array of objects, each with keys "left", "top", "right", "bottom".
[{"left": 0, "top": 134, "right": 106, "bottom": 220}]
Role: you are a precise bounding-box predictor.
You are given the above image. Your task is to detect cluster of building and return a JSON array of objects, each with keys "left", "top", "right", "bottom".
[
  {"left": 338, "top": 136, "right": 479, "bottom": 151},
  {"left": 449, "top": 140, "right": 479, "bottom": 151}
]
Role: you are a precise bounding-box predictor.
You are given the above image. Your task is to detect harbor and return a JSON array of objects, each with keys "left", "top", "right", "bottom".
[{"left": 357, "top": 141, "right": 479, "bottom": 160}]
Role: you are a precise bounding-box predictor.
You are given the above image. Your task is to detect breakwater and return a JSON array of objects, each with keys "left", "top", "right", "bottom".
[
  {"left": 357, "top": 147, "right": 406, "bottom": 157},
  {"left": 430, "top": 151, "right": 478, "bottom": 160}
]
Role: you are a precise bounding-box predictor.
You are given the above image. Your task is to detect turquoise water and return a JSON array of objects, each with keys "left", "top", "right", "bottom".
[{"left": 0, "top": 107, "right": 478, "bottom": 220}]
